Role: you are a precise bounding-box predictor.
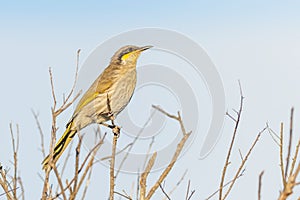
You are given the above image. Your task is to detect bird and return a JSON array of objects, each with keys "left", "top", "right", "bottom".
[{"left": 42, "top": 45, "right": 152, "bottom": 170}]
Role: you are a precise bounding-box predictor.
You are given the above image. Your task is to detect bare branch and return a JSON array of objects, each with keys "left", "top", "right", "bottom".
[
  {"left": 185, "top": 180, "right": 191, "bottom": 200},
  {"left": 258, "top": 171, "right": 264, "bottom": 200},
  {"left": 280, "top": 123, "right": 286, "bottom": 187},
  {"left": 116, "top": 108, "right": 157, "bottom": 178},
  {"left": 206, "top": 170, "right": 245, "bottom": 200},
  {"left": 140, "top": 152, "right": 157, "bottom": 200},
  {"left": 159, "top": 184, "right": 171, "bottom": 200},
  {"left": 222, "top": 127, "right": 267, "bottom": 200},
  {"left": 219, "top": 82, "right": 244, "bottom": 200},
  {"left": 285, "top": 108, "right": 294, "bottom": 180},
  {"left": 32, "top": 110, "right": 46, "bottom": 157}
]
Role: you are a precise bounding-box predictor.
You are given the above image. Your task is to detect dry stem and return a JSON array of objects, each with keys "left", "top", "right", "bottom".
[
  {"left": 139, "top": 106, "right": 191, "bottom": 200},
  {"left": 258, "top": 171, "right": 264, "bottom": 200},
  {"left": 219, "top": 81, "right": 244, "bottom": 200}
]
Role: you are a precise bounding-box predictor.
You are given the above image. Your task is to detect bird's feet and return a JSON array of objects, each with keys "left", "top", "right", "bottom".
[{"left": 101, "top": 123, "right": 121, "bottom": 137}]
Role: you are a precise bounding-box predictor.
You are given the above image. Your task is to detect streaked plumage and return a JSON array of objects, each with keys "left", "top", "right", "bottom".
[{"left": 42, "top": 45, "right": 152, "bottom": 170}]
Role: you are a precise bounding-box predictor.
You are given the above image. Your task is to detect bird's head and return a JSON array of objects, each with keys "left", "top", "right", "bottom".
[{"left": 111, "top": 45, "right": 152, "bottom": 65}]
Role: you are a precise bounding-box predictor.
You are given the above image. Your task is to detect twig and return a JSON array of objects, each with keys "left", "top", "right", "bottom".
[
  {"left": 63, "top": 49, "right": 80, "bottom": 105},
  {"left": 140, "top": 152, "right": 157, "bottom": 200},
  {"left": 143, "top": 106, "right": 191, "bottom": 200},
  {"left": 266, "top": 123, "right": 280, "bottom": 146},
  {"left": 101, "top": 143, "right": 133, "bottom": 161},
  {"left": 185, "top": 180, "right": 191, "bottom": 200},
  {"left": 75, "top": 138, "right": 103, "bottom": 196},
  {"left": 110, "top": 134, "right": 118, "bottom": 200},
  {"left": 279, "top": 162, "right": 300, "bottom": 199},
  {"left": 116, "top": 109, "right": 156, "bottom": 178},
  {"left": 55, "top": 140, "right": 74, "bottom": 194},
  {"left": 106, "top": 94, "right": 120, "bottom": 200},
  {"left": 187, "top": 190, "right": 195, "bottom": 200},
  {"left": 0, "top": 187, "right": 17, "bottom": 199},
  {"left": 9, "top": 123, "right": 19, "bottom": 199},
  {"left": 136, "top": 171, "right": 140, "bottom": 200},
  {"left": 280, "top": 123, "right": 286, "bottom": 187},
  {"left": 42, "top": 50, "right": 81, "bottom": 199},
  {"left": 147, "top": 134, "right": 190, "bottom": 198},
  {"left": 206, "top": 170, "right": 245, "bottom": 200},
  {"left": 163, "top": 170, "right": 188, "bottom": 200},
  {"left": 54, "top": 133, "right": 106, "bottom": 198},
  {"left": 0, "top": 166, "right": 14, "bottom": 200},
  {"left": 159, "top": 184, "right": 171, "bottom": 200},
  {"left": 222, "top": 127, "right": 267, "bottom": 200},
  {"left": 17, "top": 177, "right": 25, "bottom": 200},
  {"left": 69, "top": 134, "right": 83, "bottom": 200},
  {"left": 258, "top": 171, "right": 264, "bottom": 200},
  {"left": 114, "top": 191, "right": 133, "bottom": 200},
  {"left": 142, "top": 137, "right": 155, "bottom": 170},
  {"left": 289, "top": 139, "right": 300, "bottom": 178},
  {"left": 80, "top": 165, "right": 93, "bottom": 200},
  {"left": 285, "top": 108, "right": 294, "bottom": 180},
  {"left": 52, "top": 165, "right": 67, "bottom": 200},
  {"left": 219, "top": 81, "right": 244, "bottom": 200},
  {"left": 32, "top": 110, "right": 46, "bottom": 157}
]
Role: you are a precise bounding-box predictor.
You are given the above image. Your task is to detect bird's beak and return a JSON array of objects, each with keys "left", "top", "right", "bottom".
[{"left": 139, "top": 45, "right": 153, "bottom": 51}]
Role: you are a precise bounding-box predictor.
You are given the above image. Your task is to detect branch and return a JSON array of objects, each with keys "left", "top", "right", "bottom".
[
  {"left": 285, "top": 108, "right": 294, "bottom": 180},
  {"left": 280, "top": 123, "right": 286, "bottom": 187},
  {"left": 219, "top": 81, "right": 244, "bottom": 200},
  {"left": 144, "top": 106, "right": 191, "bottom": 200},
  {"left": 222, "top": 127, "right": 267, "bottom": 200},
  {"left": 159, "top": 184, "right": 171, "bottom": 200},
  {"left": 258, "top": 171, "right": 264, "bottom": 200},
  {"left": 140, "top": 152, "right": 157, "bottom": 200}
]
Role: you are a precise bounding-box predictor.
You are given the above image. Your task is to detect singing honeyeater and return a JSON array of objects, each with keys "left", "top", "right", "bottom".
[{"left": 42, "top": 45, "right": 152, "bottom": 170}]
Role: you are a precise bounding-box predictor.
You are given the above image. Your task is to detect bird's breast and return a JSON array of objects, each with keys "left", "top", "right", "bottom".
[{"left": 110, "top": 69, "right": 137, "bottom": 115}]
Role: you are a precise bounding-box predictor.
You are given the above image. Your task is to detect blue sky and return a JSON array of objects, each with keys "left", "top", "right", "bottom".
[{"left": 0, "top": 1, "right": 300, "bottom": 199}]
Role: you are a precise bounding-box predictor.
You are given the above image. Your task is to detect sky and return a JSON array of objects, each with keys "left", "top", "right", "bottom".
[{"left": 0, "top": 1, "right": 300, "bottom": 199}]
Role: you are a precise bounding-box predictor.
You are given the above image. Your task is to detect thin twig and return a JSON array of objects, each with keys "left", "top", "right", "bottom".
[
  {"left": 222, "top": 127, "right": 267, "bottom": 200},
  {"left": 290, "top": 139, "right": 300, "bottom": 178},
  {"left": 69, "top": 134, "right": 83, "bottom": 200},
  {"left": 219, "top": 81, "right": 244, "bottom": 200},
  {"left": 280, "top": 123, "right": 286, "bottom": 187},
  {"left": 266, "top": 123, "right": 280, "bottom": 146},
  {"left": 206, "top": 170, "right": 245, "bottom": 200},
  {"left": 258, "top": 171, "right": 264, "bottom": 200},
  {"left": 106, "top": 94, "right": 120, "bottom": 200},
  {"left": 142, "top": 137, "right": 155, "bottom": 170},
  {"left": 101, "top": 143, "right": 133, "bottom": 161},
  {"left": 54, "top": 133, "right": 106, "bottom": 198},
  {"left": 285, "top": 108, "right": 294, "bottom": 180},
  {"left": 187, "top": 190, "right": 195, "bottom": 200},
  {"left": 17, "top": 177, "right": 25, "bottom": 200},
  {"left": 279, "top": 162, "right": 300, "bottom": 199},
  {"left": 159, "top": 184, "right": 171, "bottom": 200},
  {"left": 140, "top": 152, "right": 157, "bottom": 200},
  {"left": 116, "top": 109, "right": 156, "bottom": 178},
  {"left": 52, "top": 165, "right": 67, "bottom": 200},
  {"left": 145, "top": 133, "right": 190, "bottom": 199},
  {"left": 0, "top": 166, "right": 14, "bottom": 200},
  {"left": 80, "top": 166, "right": 93, "bottom": 200},
  {"left": 110, "top": 135, "right": 118, "bottom": 200},
  {"left": 9, "top": 123, "right": 19, "bottom": 199},
  {"left": 114, "top": 191, "right": 133, "bottom": 200},
  {"left": 143, "top": 106, "right": 191, "bottom": 200},
  {"left": 32, "top": 110, "right": 46, "bottom": 157},
  {"left": 163, "top": 170, "right": 188, "bottom": 200},
  {"left": 185, "top": 180, "right": 191, "bottom": 200}
]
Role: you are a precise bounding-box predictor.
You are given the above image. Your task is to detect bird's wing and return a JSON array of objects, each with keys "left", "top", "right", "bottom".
[{"left": 73, "top": 65, "right": 119, "bottom": 116}]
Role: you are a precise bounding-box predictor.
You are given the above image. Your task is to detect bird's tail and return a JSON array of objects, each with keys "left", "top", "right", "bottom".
[{"left": 42, "top": 121, "right": 77, "bottom": 170}]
